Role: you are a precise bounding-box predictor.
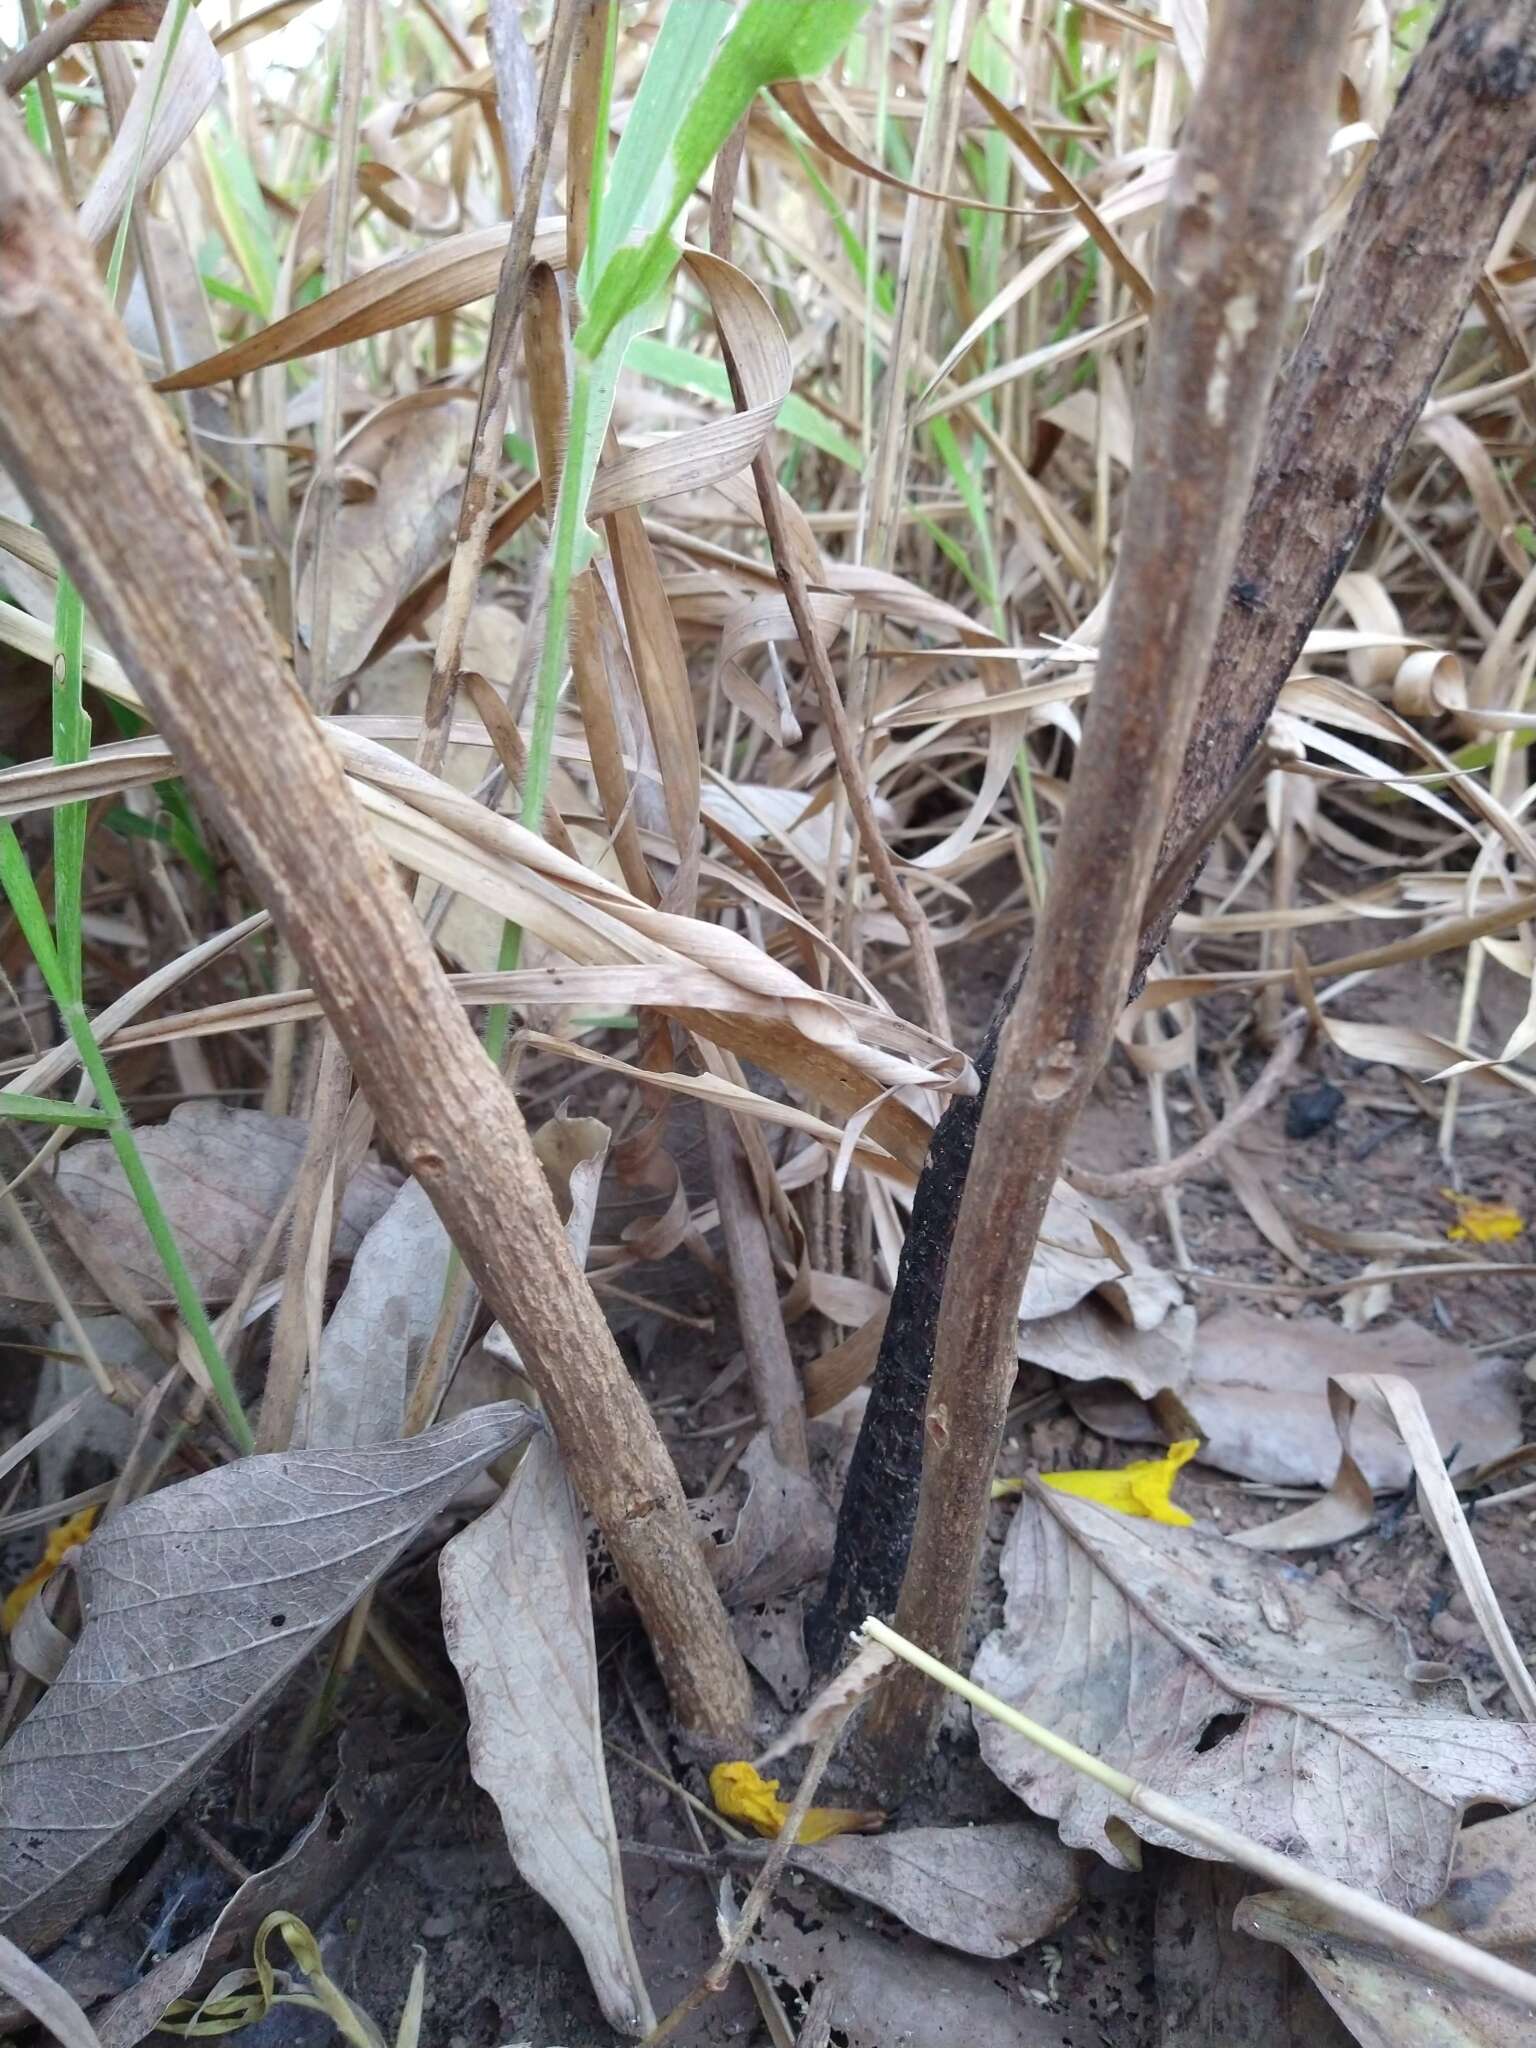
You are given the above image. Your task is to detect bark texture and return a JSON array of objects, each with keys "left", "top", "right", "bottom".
[
  {"left": 856, "top": 0, "right": 1350, "bottom": 1784},
  {"left": 0, "top": 98, "right": 751, "bottom": 1742},
  {"left": 811, "top": 0, "right": 1536, "bottom": 1685}
]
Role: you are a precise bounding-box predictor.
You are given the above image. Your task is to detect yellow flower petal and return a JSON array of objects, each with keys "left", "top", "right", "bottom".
[
  {"left": 1039, "top": 1439, "right": 1199, "bottom": 1526},
  {"left": 1442, "top": 1189, "right": 1524, "bottom": 1243},
  {"left": 709, "top": 1761, "right": 881, "bottom": 1845},
  {"left": 2, "top": 1506, "right": 98, "bottom": 1632}
]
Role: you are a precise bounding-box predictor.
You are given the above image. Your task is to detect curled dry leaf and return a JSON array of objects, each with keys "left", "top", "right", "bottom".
[
  {"left": 790, "top": 1822, "right": 1085, "bottom": 1960},
  {"left": 1239, "top": 1808, "right": 1536, "bottom": 2048},
  {"left": 1069, "top": 1307, "right": 1522, "bottom": 1488},
  {"left": 0, "top": 1403, "right": 536, "bottom": 1953},
  {"left": 294, "top": 397, "right": 473, "bottom": 679},
  {"left": 694, "top": 1429, "right": 835, "bottom": 1606},
  {"left": 1255, "top": 1375, "right": 1536, "bottom": 1716},
  {"left": 1023, "top": 1183, "right": 1183, "bottom": 1329},
  {"left": 439, "top": 1427, "right": 653, "bottom": 2039},
  {"left": 76, "top": 6, "right": 221, "bottom": 248},
  {"left": 973, "top": 1482, "right": 1536, "bottom": 1911},
  {"left": 0, "top": 1102, "right": 398, "bottom": 1315}
]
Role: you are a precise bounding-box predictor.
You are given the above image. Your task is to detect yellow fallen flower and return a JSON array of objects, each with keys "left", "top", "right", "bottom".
[
  {"left": 1442, "top": 1190, "right": 1525, "bottom": 1243},
  {"left": 991, "top": 1439, "right": 1200, "bottom": 1526},
  {"left": 709, "top": 1761, "right": 881, "bottom": 1844},
  {"left": 3, "top": 1506, "right": 98, "bottom": 1632}
]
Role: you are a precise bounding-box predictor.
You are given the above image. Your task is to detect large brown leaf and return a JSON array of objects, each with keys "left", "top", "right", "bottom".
[
  {"left": 0, "top": 1403, "right": 535, "bottom": 1952},
  {"left": 973, "top": 1485, "right": 1536, "bottom": 1912}
]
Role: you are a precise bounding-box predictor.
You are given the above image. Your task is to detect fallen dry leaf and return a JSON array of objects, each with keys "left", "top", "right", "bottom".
[
  {"left": 1238, "top": 1808, "right": 1536, "bottom": 2048},
  {"left": 973, "top": 1483, "right": 1536, "bottom": 1910},
  {"left": 440, "top": 1427, "right": 652, "bottom": 2039},
  {"left": 695, "top": 1429, "right": 835, "bottom": 1605},
  {"left": 0, "top": 1402, "right": 535, "bottom": 1953},
  {"left": 1154, "top": 1859, "right": 1353, "bottom": 2047},
  {"left": 305, "top": 1177, "right": 452, "bottom": 1449},
  {"left": 733, "top": 1595, "right": 809, "bottom": 1709},
  {"left": 1023, "top": 1182, "right": 1184, "bottom": 1329},
  {"left": 294, "top": 397, "right": 471, "bottom": 681},
  {"left": 744, "top": 1899, "right": 1081, "bottom": 2047},
  {"left": 790, "top": 1821, "right": 1084, "bottom": 1959},
  {"left": 1069, "top": 1307, "right": 1521, "bottom": 1487},
  {"left": 0, "top": 1102, "right": 399, "bottom": 1314},
  {"left": 1019, "top": 1295, "right": 1197, "bottom": 1400}
]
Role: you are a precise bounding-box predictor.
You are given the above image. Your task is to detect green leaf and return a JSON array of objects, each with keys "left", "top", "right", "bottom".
[
  {"left": 51, "top": 576, "right": 88, "bottom": 1006},
  {"left": 585, "top": 0, "right": 732, "bottom": 284},
  {"left": 0, "top": 1093, "right": 115, "bottom": 1131},
  {"left": 0, "top": 822, "right": 251, "bottom": 1452},
  {"left": 202, "top": 119, "right": 278, "bottom": 316},
  {"left": 576, "top": 0, "right": 868, "bottom": 358}
]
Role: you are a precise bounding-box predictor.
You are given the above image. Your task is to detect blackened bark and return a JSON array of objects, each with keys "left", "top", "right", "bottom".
[{"left": 808, "top": 0, "right": 1536, "bottom": 1678}]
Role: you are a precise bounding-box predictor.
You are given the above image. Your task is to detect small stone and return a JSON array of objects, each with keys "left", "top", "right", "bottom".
[
  {"left": 1430, "top": 1609, "right": 1476, "bottom": 1648},
  {"left": 421, "top": 1915, "right": 454, "bottom": 1939}
]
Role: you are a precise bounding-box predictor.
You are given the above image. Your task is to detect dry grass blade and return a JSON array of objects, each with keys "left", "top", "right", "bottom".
[{"left": 153, "top": 221, "right": 567, "bottom": 391}]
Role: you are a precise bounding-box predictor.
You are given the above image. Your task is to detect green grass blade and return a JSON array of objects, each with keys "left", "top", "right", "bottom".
[
  {"left": 0, "top": 1093, "right": 116, "bottom": 1130},
  {"left": 0, "top": 822, "right": 253, "bottom": 1452},
  {"left": 50, "top": 576, "right": 88, "bottom": 1007}
]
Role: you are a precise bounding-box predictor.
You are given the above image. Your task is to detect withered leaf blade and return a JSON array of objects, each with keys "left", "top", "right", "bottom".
[
  {"left": 440, "top": 1428, "right": 654, "bottom": 2038},
  {"left": 974, "top": 1486, "right": 1536, "bottom": 1912},
  {"left": 1069, "top": 1307, "right": 1522, "bottom": 1488},
  {"left": 0, "top": 1402, "right": 536, "bottom": 1954}
]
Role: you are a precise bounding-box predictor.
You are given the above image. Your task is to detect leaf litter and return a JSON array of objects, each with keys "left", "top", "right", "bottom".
[
  {"left": 972, "top": 1481, "right": 1536, "bottom": 1912},
  {"left": 5, "top": 3, "right": 1536, "bottom": 2044}
]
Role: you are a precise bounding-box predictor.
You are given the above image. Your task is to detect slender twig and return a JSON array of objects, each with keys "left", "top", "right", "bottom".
[
  {"left": 859, "top": 0, "right": 1351, "bottom": 1786},
  {"left": 1063, "top": 1025, "right": 1303, "bottom": 1197},
  {"left": 640, "top": 1721, "right": 847, "bottom": 2047},
  {"left": 416, "top": 0, "right": 581, "bottom": 777},
  {"left": 704, "top": 1108, "right": 809, "bottom": 1472}
]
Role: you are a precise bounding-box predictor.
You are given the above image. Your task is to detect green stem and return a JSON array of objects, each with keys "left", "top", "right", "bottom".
[{"left": 0, "top": 823, "right": 252, "bottom": 1451}]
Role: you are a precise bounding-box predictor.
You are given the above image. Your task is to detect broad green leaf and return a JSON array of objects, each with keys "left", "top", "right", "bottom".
[
  {"left": 584, "top": 0, "right": 732, "bottom": 284},
  {"left": 576, "top": 0, "right": 867, "bottom": 358}
]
